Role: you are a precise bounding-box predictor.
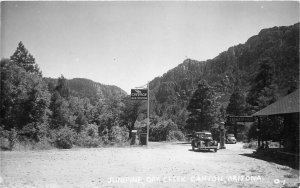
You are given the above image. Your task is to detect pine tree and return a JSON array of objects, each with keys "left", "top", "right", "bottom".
[
  {"left": 49, "top": 91, "right": 70, "bottom": 129},
  {"left": 246, "top": 58, "right": 277, "bottom": 110},
  {"left": 120, "top": 96, "right": 145, "bottom": 138},
  {"left": 0, "top": 58, "right": 50, "bottom": 139},
  {"left": 56, "top": 75, "right": 70, "bottom": 99},
  {"left": 226, "top": 86, "right": 247, "bottom": 138},
  {"left": 226, "top": 87, "right": 246, "bottom": 116},
  {"left": 10, "top": 41, "right": 41, "bottom": 75},
  {"left": 185, "top": 80, "right": 217, "bottom": 132}
]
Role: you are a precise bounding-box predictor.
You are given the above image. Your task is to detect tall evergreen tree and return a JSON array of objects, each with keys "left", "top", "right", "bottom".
[
  {"left": 246, "top": 58, "right": 277, "bottom": 110},
  {"left": 48, "top": 75, "right": 72, "bottom": 129},
  {"left": 55, "top": 75, "right": 70, "bottom": 99},
  {"left": 226, "top": 86, "right": 247, "bottom": 138},
  {"left": 226, "top": 87, "right": 246, "bottom": 116},
  {"left": 0, "top": 58, "right": 51, "bottom": 140},
  {"left": 10, "top": 41, "right": 41, "bottom": 75},
  {"left": 0, "top": 59, "right": 27, "bottom": 130},
  {"left": 120, "top": 96, "right": 145, "bottom": 138},
  {"left": 49, "top": 91, "right": 70, "bottom": 129},
  {"left": 185, "top": 80, "right": 217, "bottom": 132}
]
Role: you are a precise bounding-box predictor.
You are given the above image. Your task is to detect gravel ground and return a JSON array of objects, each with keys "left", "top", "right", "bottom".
[{"left": 1, "top": 142, "right": 299, "bottom": 188}]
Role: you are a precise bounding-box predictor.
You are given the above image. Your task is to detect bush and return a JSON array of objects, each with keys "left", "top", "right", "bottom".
[
  {"left": 85, "top": 124, "right": 98, "bottom": 137},
  {"left": 8, "top": 128, "right": 18, "bottom": 149},
  {"left": 13, "top": 138, "right": 53, "bottom": 151},
  {"left": 243, "top": 140, "right": 258, "bottom": 149},
  {"left": 73, "top": 124, "right": 102, "bottom": 148},
  {"left": 109, "top": 126, "right": 129, "bottom": 143},
  {"left": 52, "top": 126, "right": 76, "bottom": 149},
  {"left": 0, "top": 128, "right": 18, "bottom": 150},
  {"left": 150, "top": 119, "right": 180, "bottom": 141},
  {"left": 0, "top": 127, "right": 11, "bottom": 150},
  {"left": 74, "top": 133, "right": 102, "bottom": 148},
  {"left": 32, "top": 138, "right": 53, "bottom": 150},
  {"left": 167, "top": 130, "right": 186, "bottom": 141}
]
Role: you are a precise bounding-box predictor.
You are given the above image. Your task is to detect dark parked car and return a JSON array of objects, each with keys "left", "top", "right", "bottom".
[
  {"left": 226, "top": 134, "right": 236, "bottom": 144},
  {"left": 191, "top": 132, "right": 218, "bottom": 152}
]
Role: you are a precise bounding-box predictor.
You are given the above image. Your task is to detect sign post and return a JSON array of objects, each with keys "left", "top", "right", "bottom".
[
  {"left": 131, "top": 84, "right": 149, "bottom": 146},
  {"left": 147, "top": 82, "right": 149, "bottom": 146},
  {"left": 131, "top": 89, "right": 148, "bottom": 100}
]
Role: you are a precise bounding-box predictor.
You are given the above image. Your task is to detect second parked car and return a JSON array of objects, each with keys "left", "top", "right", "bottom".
[{"left": 226, "top": 134, "right": 236, "bottom": 144}]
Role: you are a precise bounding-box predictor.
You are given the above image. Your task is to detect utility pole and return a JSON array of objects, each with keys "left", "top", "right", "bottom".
[
  {"left": 147, "top": 81, "right": 150, "bottom": 146},
  {"left": 132, "top": 83, "right": 150, "bottom": 146}
]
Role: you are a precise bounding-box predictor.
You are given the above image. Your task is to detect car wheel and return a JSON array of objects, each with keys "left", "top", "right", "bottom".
[{"left": 214, "top": 148, "right": 217, "bottom": 152}]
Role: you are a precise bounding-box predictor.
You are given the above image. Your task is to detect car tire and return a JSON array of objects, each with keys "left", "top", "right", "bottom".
[{"left": 214, "top": 148, "right": 217, "bottom": 152}]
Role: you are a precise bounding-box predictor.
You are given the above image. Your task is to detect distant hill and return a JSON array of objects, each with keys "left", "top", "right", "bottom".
[
  {"left": 149, "top": 23, "right": 299, "bottom": 125},
  {"left": 45, "top": 77, "right": 127, "bottom": 104}
]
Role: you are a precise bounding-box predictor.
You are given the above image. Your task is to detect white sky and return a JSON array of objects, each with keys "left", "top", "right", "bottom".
[{"left": 1, "top": 1, "right": 299, "bottom": 93}]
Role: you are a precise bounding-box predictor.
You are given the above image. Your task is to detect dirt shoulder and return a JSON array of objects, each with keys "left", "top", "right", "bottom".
[{"left": 1, "top": 142, "right": 299, "bottom": 188}]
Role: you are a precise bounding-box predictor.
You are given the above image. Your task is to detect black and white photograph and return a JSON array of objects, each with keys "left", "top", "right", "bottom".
[{"left": 0, "top": 1, "right": 299, "bottom": 187}]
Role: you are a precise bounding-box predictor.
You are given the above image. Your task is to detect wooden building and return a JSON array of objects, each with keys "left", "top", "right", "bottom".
[{"left": 252, "top": 89, "right": 299, "bottom": 154}]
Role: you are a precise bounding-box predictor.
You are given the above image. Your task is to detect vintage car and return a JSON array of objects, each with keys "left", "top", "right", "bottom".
[
  {"left": 191, "top": 131, "right": 218, "bottom": 152},
  {"left": 226, "top": 134, "right": 237, "bottom": 144}
]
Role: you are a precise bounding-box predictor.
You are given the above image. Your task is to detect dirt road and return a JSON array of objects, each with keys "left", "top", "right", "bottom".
[{"left": 1, "top": 142, "right": 299, "bottom": 188}]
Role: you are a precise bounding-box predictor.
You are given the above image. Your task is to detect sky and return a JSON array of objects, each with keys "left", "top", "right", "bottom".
[{"left": 1, "top": 1, "right": 299, "bottom": 94}]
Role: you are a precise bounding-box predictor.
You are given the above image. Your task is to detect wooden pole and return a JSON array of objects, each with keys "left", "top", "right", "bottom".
[
  {"left": 147, "top": 81, "right": 149, "bottom": 146},
  {"left": 258, "top": 117, "right": 261, "bottom": 147}
]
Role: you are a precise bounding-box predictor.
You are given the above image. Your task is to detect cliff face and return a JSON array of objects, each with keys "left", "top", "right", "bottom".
[{"left": 149, "top": 23, "right": 299, "bottom": 121}]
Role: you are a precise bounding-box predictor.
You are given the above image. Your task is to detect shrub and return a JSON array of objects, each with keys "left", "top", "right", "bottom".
[
  {"left": 32, "top": 138, "right": 53, "bottom": 150},
  {"left": 109, "top": 126, "right": 129, "bottom": 143},
  {"left": 85, "top": 124, "right": 98, "bottom": 137},
  {"left": 167, "top": 130, "right": 186, "bottom": 141},
  {"left": 73, "top": 124, "right": 102, "bottom": 148},
  {"left": 149, "top": 125, "right": 166, "bottom": 141},
  {"left": 53, "top": 126, "right": 75, "bottom": 149},
  {"left": 149, "top": 119, "right": 180, "bottom": 141},
  {"left": 243, "top": 140, "right": 258, "bottom": 149},
  {"left": 13, "top": 138, "right": 53, "bottom": 151},
  {"left": 8, "top": 128, "right": 17, "bottom": 150},
  {"left": 74, "top": 132, "right": 102, "bottom": 148},
  {"left": 0, "top": 127, "right": 11, "bottom": 150}
]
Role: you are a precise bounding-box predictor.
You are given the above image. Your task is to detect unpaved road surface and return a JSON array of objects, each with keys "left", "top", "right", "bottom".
[{"left": 1, "top": 142, "right": 299, "bottom": 188}]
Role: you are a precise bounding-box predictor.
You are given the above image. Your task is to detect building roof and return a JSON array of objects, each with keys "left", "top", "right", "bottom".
[{"left": 253, "top": 89, "right": 299, "bottom": 116}]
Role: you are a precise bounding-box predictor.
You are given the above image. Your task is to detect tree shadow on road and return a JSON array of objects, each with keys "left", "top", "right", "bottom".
[
  {"left": 239, "top": 152, "right": 299, "bottom": 170},
  {"left": 176, "top": 142, "right": 191, "bottom": 145},
  {"left": 188, "top": 149, "right": 215, "bottom": 153}
]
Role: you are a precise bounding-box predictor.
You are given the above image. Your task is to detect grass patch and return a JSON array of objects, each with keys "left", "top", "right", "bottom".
[{"left": 12, "top": 139, "right": 54, "bottom": 151}]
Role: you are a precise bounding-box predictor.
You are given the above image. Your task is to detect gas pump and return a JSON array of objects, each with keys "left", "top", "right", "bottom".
[{"left": 219, "top": 122, "right": 226, "bottom": 149}]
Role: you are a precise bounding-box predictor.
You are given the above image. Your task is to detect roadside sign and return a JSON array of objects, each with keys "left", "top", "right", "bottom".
[
  {"left": 131, "top": 89, "right": 148, "bottom": 100},
  {"left": 227, "top": 116, "right": 254, "bottom": 122}
]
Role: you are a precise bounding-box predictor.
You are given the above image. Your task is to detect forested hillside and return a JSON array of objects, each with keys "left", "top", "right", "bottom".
[
  {"left": 45, "top": 78, "right": 127, "bottom": 105},
  {"left": 1, "top": 42, "right": 131, "bottom": 150},
  {"left": 1, "top": 23, "right": 299, "bottom": 150},
  {"left": 149, "top": 23, "right": 299, "bottom": 129}
]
